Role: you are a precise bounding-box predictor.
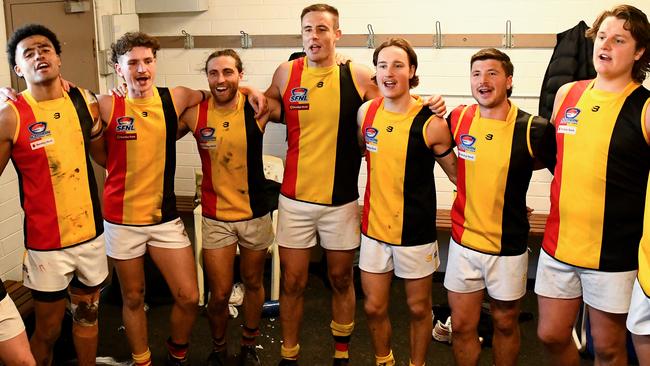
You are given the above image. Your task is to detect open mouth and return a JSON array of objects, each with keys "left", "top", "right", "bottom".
[
  {"left": 598, "top": 53, "right": 612, "bottom": 61},
  {"left": 35, "top": 62, "right": 50, "bottom": 71},
  {"left": 135, "top": 76, "right": 149, "bottom": 85},
  {"left": 382, "top": 80, "right": 397, "bottom": 89},
  {"left": 477, "top": 86, "right": 493, "bottom": 96},
  {"left": 309, "top": 44, "right": 322, "bottom": 52}
]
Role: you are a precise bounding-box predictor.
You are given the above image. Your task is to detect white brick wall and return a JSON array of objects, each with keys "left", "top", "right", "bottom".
[
  {"left": 0, "top": 4, "right": 25, "bottom": 281},
  {"left": 139, "top": 0, "right": 649, "bottom": 210},
  {"left": 1, "top": 1, "right": 649, "bottom": 276}
]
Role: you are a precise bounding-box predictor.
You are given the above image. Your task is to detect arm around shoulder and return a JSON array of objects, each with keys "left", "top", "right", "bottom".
[
  {"left": 351, "top": 63, "right": 379, "bottom": 101},
  {"left": 426, "top": 116, "right": 457, "bottom": 185},
  {"left": 0, "top": 104, "right": 18, "bottom": 175}
]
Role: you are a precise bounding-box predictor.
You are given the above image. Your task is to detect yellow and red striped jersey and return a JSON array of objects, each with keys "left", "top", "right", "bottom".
[
  {"left": 8, "top": 87, "right": 103, "bottom": 250},
  {"left": 361, "top": 97, "right": 437, "bottom": 246},
  {"left": 281, "top": 57, "right": 364, "bottom": 205},
  {"left": 194, "top": 93, "right": 269, "bottom": 221},
  {"left": 103, "top": 87, "right": 179, "bottom": 226},
  {"left": 543, "top": 80, "right": 650, "bottom": 271},
  {"left": 449, "top": 103, "right": 553, "bottom": 255}
]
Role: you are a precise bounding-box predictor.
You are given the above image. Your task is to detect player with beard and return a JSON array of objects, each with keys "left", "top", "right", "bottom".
[
  {"left": 444, "top": 48, "right": 554, "bottom": 366},
  {"left": 177, "top": 49, "right": 276, "bottom": 366}
]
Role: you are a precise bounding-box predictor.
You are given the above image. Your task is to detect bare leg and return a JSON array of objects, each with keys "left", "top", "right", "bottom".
[
  {"left": 361, "top": 270, "right": 393, "bottom": 358},
  {"left": 536, "top": 295, "right": 582, "bottom": 366},
  {"left": 203, "top": 243, "right": 237, "bottom": 343},
  {"left": 148, "top": 245, "right": 199, "bottom": 345},
  {"left": 404, "top": 275, "right": 433, "bottom": 366},
  {"left": 448, "top": 290, "right": 483, "bottom": 366},
  {"left": 113, "top": 257, "right": 149, "bottom": 355},
  {"left": 588, "top": 305, "right": 628, "bottom": 366},
  {"left": 491, "top": 298, "right": 521, "bottom": 366},
  {"left": 279, "top": 247, "right": 311, "bottom": 348}
]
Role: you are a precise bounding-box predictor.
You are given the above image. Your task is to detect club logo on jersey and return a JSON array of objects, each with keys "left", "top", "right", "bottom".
[
  {"left": 458, "top": 134, "right": 476, "bottom": 161},
  {"left": 199, "top": 127, "right": 216, "bottom": 141},
  {"left": 28, "top": 122, "right": 50, "bottom": 138},
  {"left": 288, "top": 87, "right": 310, "bottom": 110},
  {"left": 198, "top": 127, "right": 217, "bottom": 149},
  {"left": 558, "top": 107, "right": 580, "bottom": 135},
  {"left": 365, "top": 127, "right": 379, "bottom": 153},
  {"left": 27, "top": 122, "right": 54, "bottom": 149},
  {"left": 115, "top": 116, "right": 137, "bottom": 140},
  {"left": 561, "top": 107, "right": 580, "bottom": 125}
]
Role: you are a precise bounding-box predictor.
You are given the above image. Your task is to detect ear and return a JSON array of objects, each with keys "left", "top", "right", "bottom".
[
  {"left": 334, "top": 28, "right": 342, "bottom": 41},
  {"left": 409, "top": 65, "right": 416, "bottom": 79},
  {"left": 238, "top": 71, "right": 244, "bottom": 81},
  {"left": 114, "top": 63, "right": 124, "bottom": 79},
  {"left": 13, "top": 64, "right": 23, "bottom": 78},
  {"left": 506, "top": 74, "right": 513, "bottom": 90},
  {"left": 634, "top": 47, "right": 646, "bottom": 61}
]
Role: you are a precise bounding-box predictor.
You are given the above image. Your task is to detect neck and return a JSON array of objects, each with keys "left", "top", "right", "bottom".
[
  {"left": 128, "top": 86, "right": 154, "bottom": 99},
  {"left": 306, "top": 54, "right": 336, "bottom": 68},
  {"left": 478, "top": 99, "right": 510, "bottom": 120},
  {"left": 27, "top": 79, "right": 63, "bottom": 101},
  {"left": 212, "top": 92, "right": 239, "bottom": 110},
  {"left": 593, "top": 74, "right": 635, "bottom": 93},
  {"left": 383, "top": 93, "right": 415, "bottom": 114}
]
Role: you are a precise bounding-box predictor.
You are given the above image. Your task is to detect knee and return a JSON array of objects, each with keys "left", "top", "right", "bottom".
[
  {"left": 281, "top": 272, "right": 307, "bottom": 296},
  {"left": 492, "top": 313, "right": 519, "bottom": 336},
  {"left": 328, "top": 268, "right": 353, "bottom": 293},
  {"left": 407, "top": 298, "right": 431, "bottom": 321},
  {"left": 241, "top": 273, "right": 263, "bottom": 293},
  {"left": 34, "top": 322, "right": 62, "bottom": 344},
  {"left": 364, "top": 298, "right": 388, "bottom": 319},
  {"left": 592, "top": 334, "right": 627, "bottom": 363},
  {"left": 122, "top": 286, "right": 145, "bottom": 311},
  {"left": 175, "top": 285, "right": 199, "bottom": 309},
  {"left": 449, "top": 313, "right": 475, "bottom": 335},
  {"left": 70, "top": 290, "right": 100, "bottom": 327},
  {"left": 537, "top": 324, "right": 572, "bottom": 348}
]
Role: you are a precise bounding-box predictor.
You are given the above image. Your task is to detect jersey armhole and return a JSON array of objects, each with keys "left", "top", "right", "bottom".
[
  {"left": 422, "top": 116, "right": 434, "bottom": 148},
  {"left": 525, "top": 115, "right": 535, "bottom": 158},
  {"left": 642, "top": 98, "right": 650, "bottom": 145},
  {"left": 348, "top": 62, "right": 365, "bottom": 100},
  {"left": 6, "top": 103, "right": 20, "bottom": 144}
]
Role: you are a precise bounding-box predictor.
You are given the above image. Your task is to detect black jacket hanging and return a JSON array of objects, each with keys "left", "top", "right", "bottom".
[{"left": 538, "top": 21, "right": 596, "bottom": 120}]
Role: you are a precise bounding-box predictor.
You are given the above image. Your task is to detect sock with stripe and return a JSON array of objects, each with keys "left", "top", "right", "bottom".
[
  {"left": 375, "top": 350, "right": 395, "bottom": 366},
  {"left": 241, "top": 325, "right": 260, "bottom": 346},
  {"left": 280, "top": 343, "right": 300, "bottom": 361},
  {"left": 166, "top": 337, "right": 189, "bottom": 361},
  {"left": 132, "top": 348, "right": 152, "bottom": 366},
  {"left": 331, "top": 320, "right": 354, "bottom": 360}
]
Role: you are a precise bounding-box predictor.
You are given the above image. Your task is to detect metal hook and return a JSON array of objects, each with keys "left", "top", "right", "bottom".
[
  {"left": 181, "top": 29, "right": 194, "bottom": 49},
  {"left": 434, "top": 21, "right": 442, "bottom": 49},
  {"left": 240, "top": 30, "right": 252, "bottom": 49},
  {"left": 366, "top": 24, "right": 375, "bottom": 49},
  {"left": 503, "top": 20, "right": 514, "bottom": 48}
]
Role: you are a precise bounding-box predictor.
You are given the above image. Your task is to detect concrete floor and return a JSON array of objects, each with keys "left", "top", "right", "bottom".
[{"left": 47, "top": 213, "right": 603, "bottom": 365}]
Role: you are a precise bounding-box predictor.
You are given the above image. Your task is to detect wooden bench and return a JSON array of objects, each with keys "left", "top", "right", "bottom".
[
  {"left": 4, "top": 280, "right": 34, "bottom": 319},
  {"left": 435, "top": 209, "right": 548, "bottom": 236}
]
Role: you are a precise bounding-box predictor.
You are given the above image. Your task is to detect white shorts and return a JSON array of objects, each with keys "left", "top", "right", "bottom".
[
  {"left": 358, "top": 235, "right": 439, "bottom": 279},
  {"left": 276, "top": 195, "right": 360, "bottom": 250},
  {"left": 202, "top": 214, "right": 274, "bottom": 250},
  {"left": 627, "top": 279, "right": 650, "bottom": 335},
  {"left": 23, "top": 235, "right": 108, "bottom": 292},
  {"left": 104, "top": 218, "right": 191, "bottom": 260},
  {"left": 534, "top": 249, "right": 636, "bottom": 314},
  {"left": 0, "top": 296, "right": 25, "bottom": 342},
  {"left": 444, "top": 237, "right": 528, "bottom": 301}
]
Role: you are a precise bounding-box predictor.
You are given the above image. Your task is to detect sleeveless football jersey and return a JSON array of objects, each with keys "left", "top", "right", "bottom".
[
  {"left": 449, "top": 103, "right": 552, "bottom": 255},
  {"left": 8, "top": 88, "right": 102, "bottom": 250},
  {"left": 281, "top": 57, "right": 363, "bottom": 205},
  {"left": 543, "top": 80, "right": 650, "bottom": 271},
  {"left": 638, "top": 176, "right": 650, "bottom": 296},
  {"left": 103, "top": 87, "right": 179, "bottom": 226},
  {"left": 194, "top": 93, "right": 268, "bottom": 221},
  {"left": 361, "top": 97, "right": 437, "bottom": 246}
]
